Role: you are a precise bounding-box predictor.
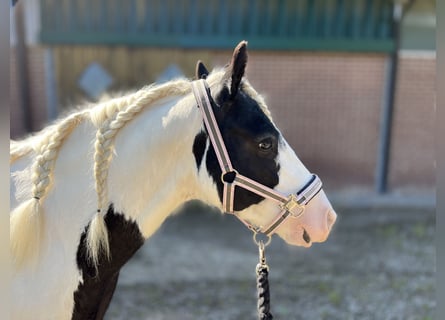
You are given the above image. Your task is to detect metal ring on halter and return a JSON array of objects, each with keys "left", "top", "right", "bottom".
[
  {"left": 221, "top": 169, "right": 238, "bottom": 184},
  {"left": 253, "top": 231, "right": 272, "bottom": 247}
]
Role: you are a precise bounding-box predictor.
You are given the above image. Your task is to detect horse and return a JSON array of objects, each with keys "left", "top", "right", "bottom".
[{"left": 10, "top": 41, "right": 337, "bottom": 320}]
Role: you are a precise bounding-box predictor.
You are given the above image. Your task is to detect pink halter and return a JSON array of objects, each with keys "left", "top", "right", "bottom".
[{"left": 191, "top": 79, "right": 323, "bottom": 236}]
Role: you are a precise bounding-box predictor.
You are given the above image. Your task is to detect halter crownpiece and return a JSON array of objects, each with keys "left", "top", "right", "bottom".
[{"left": 191, "top": 79, "right": 323, "bottom": 236}]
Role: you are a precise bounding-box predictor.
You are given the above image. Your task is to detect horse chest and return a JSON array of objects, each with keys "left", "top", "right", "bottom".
[{"left": 72, "top": 206, "right": 144, "bottom": 320}]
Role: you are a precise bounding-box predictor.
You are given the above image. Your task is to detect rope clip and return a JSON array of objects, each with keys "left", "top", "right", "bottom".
[
  {"left": 258, "top": 241, "right": 267, "bottom": 266},
  {"left": 254, "top": 233, "right": 271, "bottom": 274}
]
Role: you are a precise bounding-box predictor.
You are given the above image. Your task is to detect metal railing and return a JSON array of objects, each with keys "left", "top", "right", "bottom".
[{"left": 40, "top": 0, "right": 395, "bottom": 51}]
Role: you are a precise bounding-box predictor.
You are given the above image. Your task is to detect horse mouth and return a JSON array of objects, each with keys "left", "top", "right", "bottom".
[{"left": 303, "top": 229, "right": 311, "bottom": 244}]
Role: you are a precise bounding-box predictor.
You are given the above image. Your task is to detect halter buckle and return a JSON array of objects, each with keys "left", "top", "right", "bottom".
[
  {"left": 281, "top": 194, "right": 298, "bottom": 211},
  {"left": 281, "top": 194, "right": 305, "bottom": 218}
]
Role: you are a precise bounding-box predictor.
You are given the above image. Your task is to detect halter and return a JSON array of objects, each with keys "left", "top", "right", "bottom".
[{"left": 191, "top": 79, "right": 323, "bottom": 236}]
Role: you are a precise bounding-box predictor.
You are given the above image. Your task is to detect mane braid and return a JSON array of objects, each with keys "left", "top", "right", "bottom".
[
  {"left": 87, "top": 79, "right": 191, "bottom": 267},
  {"left": 10, "top": 110, "right": 89, "bottom": 269},
  {"left": 10, "top": 78, "right": 193, "bottom": 270},
  {"left": 10, "top": 141, "right": 33, "bottom": 163}
]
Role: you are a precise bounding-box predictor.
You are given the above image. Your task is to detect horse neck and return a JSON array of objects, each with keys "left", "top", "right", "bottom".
[{"left": 106, "top": 93, "right": 206, "bottom": 239}]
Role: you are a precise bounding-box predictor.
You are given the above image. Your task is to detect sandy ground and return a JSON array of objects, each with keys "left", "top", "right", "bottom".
[{"left": 105, "top": 201, "right": 435, "bottom": 320}]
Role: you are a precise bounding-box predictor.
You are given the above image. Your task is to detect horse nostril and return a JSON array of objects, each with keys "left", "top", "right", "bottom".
[
  {"left": 326, "top": 209, "right": 337, "bottom": 230},
  {"left": 303, "top": 229, "right": 311, "bottom": 243}
]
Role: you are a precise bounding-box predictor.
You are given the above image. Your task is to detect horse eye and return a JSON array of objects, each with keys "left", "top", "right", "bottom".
[{"left": 258, "top": 138, "right": 273, "bottom": 151}]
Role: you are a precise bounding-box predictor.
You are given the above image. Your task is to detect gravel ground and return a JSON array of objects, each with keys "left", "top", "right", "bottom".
[{"left": 106, "top": 201, "right": 435, "bottom": 320}]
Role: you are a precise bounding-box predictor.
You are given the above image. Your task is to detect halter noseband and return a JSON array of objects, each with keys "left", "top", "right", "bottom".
[{"left": 191, "top": 79, "right": 322, "bottom": 236}]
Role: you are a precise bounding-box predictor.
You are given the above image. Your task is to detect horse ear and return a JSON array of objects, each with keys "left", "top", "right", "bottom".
[
  {"left": 227, "top": 40, "right": 248, "bottom": 99},
  {"left": 196, "top": 60, "right": 209, "bottom": 79}
]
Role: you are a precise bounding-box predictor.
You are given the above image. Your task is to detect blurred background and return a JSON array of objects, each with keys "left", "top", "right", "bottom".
[{"left": 10, "top": 0, "right": 435, "bottom": 319}]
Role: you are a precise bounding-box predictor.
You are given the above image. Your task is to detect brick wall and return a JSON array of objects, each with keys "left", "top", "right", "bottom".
[
  {"left": 10, "top": 46, "right": 48, "bottom": 138},
  {"left": 10, "top": 47, "right": 24, "bottom": 137},
  {"left": 389, "top": 52, "right": 435, "bottom": 190},
  {"left": 240, "top": 52, "right": 387, "bottom": 191}
]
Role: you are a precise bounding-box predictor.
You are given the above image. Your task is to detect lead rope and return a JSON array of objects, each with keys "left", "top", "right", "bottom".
[{"left": 255, "top": 236, "right": 273, "bottom": 320}]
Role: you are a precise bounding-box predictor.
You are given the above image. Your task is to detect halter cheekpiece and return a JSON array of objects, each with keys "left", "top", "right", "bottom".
[{"left": 191, "top": 79, "right": 323, "bottom": 236}]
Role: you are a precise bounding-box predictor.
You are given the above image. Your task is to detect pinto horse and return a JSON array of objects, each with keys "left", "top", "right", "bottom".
[{"left": 10, "top": 41, "right": 337, "bottom": 320}]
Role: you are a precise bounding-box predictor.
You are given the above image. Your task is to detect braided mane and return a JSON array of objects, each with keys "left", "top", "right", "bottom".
[
  {"left": 10, "top": 68, "right": 271, "bottom": 269},
  {"left": 10, "top": 77, "right": 191, "bottom": 269}
]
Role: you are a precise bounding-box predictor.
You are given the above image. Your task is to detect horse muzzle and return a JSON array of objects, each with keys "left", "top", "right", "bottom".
[{"left": 277, "top": 190, "right": 337, "bottom": 247}]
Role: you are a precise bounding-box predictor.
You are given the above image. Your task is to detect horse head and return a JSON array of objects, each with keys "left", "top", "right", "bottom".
[{"left": 193, "top": 41, "right": 336, "bottom": 247}]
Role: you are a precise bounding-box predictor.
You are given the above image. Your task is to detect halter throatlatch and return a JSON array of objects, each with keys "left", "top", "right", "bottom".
[{"left": 191, "top": 79, "right": 323, "bottom": 236}]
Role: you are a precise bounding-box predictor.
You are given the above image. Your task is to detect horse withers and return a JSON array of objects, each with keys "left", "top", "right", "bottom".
[{"left": 10, "top": 41, "right": 336, "bottom": 319}]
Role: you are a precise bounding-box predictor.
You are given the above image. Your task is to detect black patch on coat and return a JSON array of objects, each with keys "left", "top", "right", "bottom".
[
  {"left": 192, "top": 41, "right": 281, "bottom": 211},
  {"left": 195, "top": 41, "right": 280, "bottom": 211},
  {"left": 201, "top": 85, "right": 281, "bottom": 211},
  {"left": 72, "top": 205, "right": 144, "bottom": 320},
  {"left": 192, "top": 130, "right": 208, "bottom": 170}
]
